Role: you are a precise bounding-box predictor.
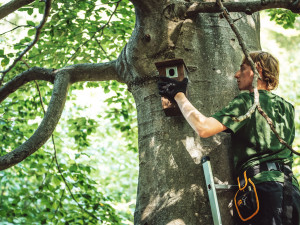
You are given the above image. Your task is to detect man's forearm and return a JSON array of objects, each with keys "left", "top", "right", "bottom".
[
  {"left": 174, "top": 93, "right": 210, "bottom": 137},
  {"left": 174, "top": 93, "right": 226, "bottom": 138}
]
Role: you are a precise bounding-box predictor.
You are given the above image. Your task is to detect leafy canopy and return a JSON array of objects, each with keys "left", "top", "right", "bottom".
[{"left": 0, "top": 0, "right": 137, "bottom": 224}]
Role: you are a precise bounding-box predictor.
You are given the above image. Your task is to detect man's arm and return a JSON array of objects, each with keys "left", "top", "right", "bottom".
[{"left": 174, "top": 92, "right": 227, "bottom": 138}]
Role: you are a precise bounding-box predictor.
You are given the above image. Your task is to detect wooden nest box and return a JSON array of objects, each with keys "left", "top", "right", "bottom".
[{"left": 155, "top": 58, "right": 188, "bottom": 117}]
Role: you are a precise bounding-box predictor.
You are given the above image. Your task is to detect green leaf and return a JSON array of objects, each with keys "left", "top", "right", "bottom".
[
  {"left": 27, "top": 21, "right": 35, "bottom": 26},
  {"left": 52, "top": 175, "right": 61, "bottom": 186},
  {"left": 28, "top": 8, "right": 34, "bottom": 15},
  {"left": 266, "top": 9, "right": 298, "bottom": 29},
  {"left": 0, "top": 0, "right": 137, "bottom": 224},
  {"left": 1, "top": 57, "right": 9, "bottom": 67},
  {"left": 28, "top": 29, "right": 36, "bottom": 36}
]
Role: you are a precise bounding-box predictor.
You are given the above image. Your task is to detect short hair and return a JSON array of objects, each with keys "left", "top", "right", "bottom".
[{"left": 242, "top": 51, "right": 280, "bottom": 90}]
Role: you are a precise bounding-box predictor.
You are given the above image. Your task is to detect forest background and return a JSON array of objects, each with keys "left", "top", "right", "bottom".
[{"left": 0, "top": 0, "right": 299, "bottom": 224}]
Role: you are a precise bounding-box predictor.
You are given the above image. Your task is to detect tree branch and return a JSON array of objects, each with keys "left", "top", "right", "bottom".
[
  {"left": 65, "top": 60, "right": 122, "bottom": 83},
  {"left": 0, "top": 0, "right": 35, "bottom": 20},
  {"left": 0, "top": 59, "right": 121, "bottom": 170},
  {"left": 186, "top": 0, "right": 299, "bottom": 17},
  {"left": 0, "top": 71, "right": 70, "bottom": 171},
  {"left": 0, "top": 67, "right": 54, "bottom": 104},
  {"left": 0, "top": 0, "right": 52, "bottom": 86},
  {"left": 0, "top": 24, "right": 32, "bottom": 36},
  {"left": 0, "top": 61, "right": 120, "bottom": 104}
]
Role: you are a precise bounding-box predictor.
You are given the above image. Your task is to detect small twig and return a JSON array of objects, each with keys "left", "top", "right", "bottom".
[
  {"left": 95, "top": 37, "right": 112, "bottom": 61},
  {"left": 35, "top": 80, "right": 46, "bottom": 113},
  {"left": 53, "top": 189, "right": 65, "bottom": 219},
  {"left": 0, "top": 25, "right": 32, "bottom": 36},
  {"left": 64, "top": 0, "right": 121, "bottom": 65},
  {"left": 232, "top": 15, "right": 244, "bottom": 23},
  {"left": 52, "top": 137, "right": 99, "bottom": 221},
  {"left": 24, "top": 60, "right": 46, "bottom": 116},
  {"left": 216, "top": 0, "right": 299, "bottom": 155},
  {"left": 3, "top": 19, "right": 19, "bottom": 26},
  {"left": 0, "top": 0, "right": 52, "bottom": 86}
]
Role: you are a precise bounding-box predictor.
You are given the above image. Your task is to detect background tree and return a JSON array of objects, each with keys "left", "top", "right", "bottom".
[{"left": 0, "top": 0, "right": 299, "bottom": 224}]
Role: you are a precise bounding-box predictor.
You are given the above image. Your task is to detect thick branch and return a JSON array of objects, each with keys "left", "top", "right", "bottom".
[
  {"left": 0, "top": 0, "right": 34, "bottom": 20},
  {"left": 186, "top": 0, "right": 299, "bottom": 17},
  {"left": 62, "top": 60, "right": 122, "bottom": 84},
  {"left": 0, "top": 61, "right": 120, "bottom": 104},
  {"left": 0, "top": 67, "right": 54, "bottom": 103},
  {"left": 129, "top": 0, "right": 160, "bottom": 10},
  {"left": 0, "top": 59, "right": 121, "bottom": 170},
  {"left": 0, "top": 71, "right": 70, "bottom": 171}
]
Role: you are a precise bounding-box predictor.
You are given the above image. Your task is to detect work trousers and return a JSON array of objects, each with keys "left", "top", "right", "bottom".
[{"left": 234, "top": 181, "right": 300, "bottom": 225}]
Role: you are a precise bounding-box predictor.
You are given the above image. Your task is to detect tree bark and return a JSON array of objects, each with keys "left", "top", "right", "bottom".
[
  {"left": 124, "top": 0, "right": 261, "bottom": 224},
  {"left": 0, "top": 0, "right": 34, "bottom": 20},
  {"left": 186, "top": 0, "right": 300, "bottom": 16}
]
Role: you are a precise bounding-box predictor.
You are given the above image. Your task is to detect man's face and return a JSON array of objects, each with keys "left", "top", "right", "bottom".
[{"left": 234, "top": 63, "right": 254, "bottom": 91}]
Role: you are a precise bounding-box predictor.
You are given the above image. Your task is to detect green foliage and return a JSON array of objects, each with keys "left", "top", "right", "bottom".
[
  {"left": 0, "top": 83, "right": 138, "bottom": 224},
  {"left": 0, "top": 0, "right": 136, "bottom": 224},
  {"left": 0, "top": 0, "right": 135, "bottom": 81},
  {"left": 103, "top": 81, "right": 138, "bottom": 153},
  {"left": 67, "top": 117, "right": 98, "bottom": 149},
  {"left": 0, "top": 150, "right": 122, "bottom": 224},
  {"left": 266, "top": 9, "right": 299, "bottom": 29},
  {"left": 260, "top": 13, "right": 300, "bottom": 179}
]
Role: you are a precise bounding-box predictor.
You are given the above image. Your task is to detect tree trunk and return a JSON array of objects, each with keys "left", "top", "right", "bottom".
[{"left": 119, "top": 1, "right": 261, "bottom": 224}]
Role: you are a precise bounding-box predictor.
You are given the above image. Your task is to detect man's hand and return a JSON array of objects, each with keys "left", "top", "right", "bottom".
[{"left": 157, "top": 77, "right": 188, "bottom": 100}]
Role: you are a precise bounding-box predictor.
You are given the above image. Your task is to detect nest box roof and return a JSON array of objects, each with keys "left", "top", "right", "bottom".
[{"left": 154, "top": 58, "right": 187, "bottom": 70}]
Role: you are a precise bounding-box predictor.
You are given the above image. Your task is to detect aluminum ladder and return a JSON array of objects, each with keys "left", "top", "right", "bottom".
[{"left": 201, "top": 156, "right": 237, "bottom": 225}]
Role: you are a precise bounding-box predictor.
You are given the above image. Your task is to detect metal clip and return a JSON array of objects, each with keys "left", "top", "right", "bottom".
[{"left": 266, "top": 162, "right": 277, "bottom": 171}]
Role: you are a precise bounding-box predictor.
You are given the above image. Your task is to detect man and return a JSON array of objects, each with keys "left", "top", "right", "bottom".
[{"left": 157, "top": 51, "right": 300, "bottom": 225}]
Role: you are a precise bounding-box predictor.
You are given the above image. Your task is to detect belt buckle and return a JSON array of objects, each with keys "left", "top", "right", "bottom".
[{"left": 266, "top": 162, "right": 278, "bottom": 171}]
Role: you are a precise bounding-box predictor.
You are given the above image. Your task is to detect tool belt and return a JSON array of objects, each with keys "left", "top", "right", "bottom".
[{"left": 234, "top": 161, "right": 290, "bottom": 222}]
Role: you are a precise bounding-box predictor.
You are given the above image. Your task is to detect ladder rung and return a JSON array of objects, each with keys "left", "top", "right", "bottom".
[{"left": 215, "top": 184, "right": 238, "bottom": 190}]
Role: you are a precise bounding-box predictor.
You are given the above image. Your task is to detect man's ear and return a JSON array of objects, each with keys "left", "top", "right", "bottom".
[{"left": 255, "top": 62, "right": 263, "bottom": 77}]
